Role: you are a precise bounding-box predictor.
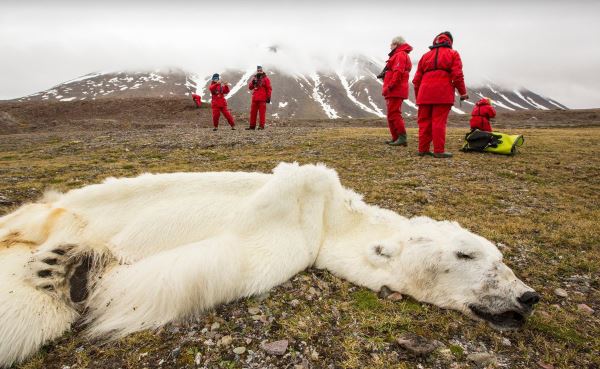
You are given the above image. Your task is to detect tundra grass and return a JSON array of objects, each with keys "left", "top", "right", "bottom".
[{"left": 1, "top": 127, "right": 598, "bottom": 369}]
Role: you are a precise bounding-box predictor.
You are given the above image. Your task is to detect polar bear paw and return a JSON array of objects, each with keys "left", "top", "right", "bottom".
[{"left": 27, "top": 244, "right": 78, "bottom": 294}]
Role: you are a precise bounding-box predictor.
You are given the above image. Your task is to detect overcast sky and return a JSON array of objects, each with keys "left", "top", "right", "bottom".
[{"left": 1, "top": 0, "right": 599, "bottom": 108}]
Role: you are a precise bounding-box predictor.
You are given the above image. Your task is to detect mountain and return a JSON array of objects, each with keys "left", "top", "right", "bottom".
[{"left": 12, "top": 56, "right": 568, "bottom": 119}]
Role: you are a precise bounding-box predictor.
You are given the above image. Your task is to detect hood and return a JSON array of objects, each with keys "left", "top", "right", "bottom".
[
  {"left": 476, "top": 98, "right": 491, "bottom": 106},
  {"left": 430, "top": 33, "right": 453, "bottom": 49},
  {"left": 389, "top": 43, "right": 413, "bottom": 57}
]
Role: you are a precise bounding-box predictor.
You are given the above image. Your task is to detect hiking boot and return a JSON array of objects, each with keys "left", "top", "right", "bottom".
[
  {"left": 245, "top": 127, "right": 256, "bottom": 130},
  {"left": 231, "top": 126, "right": 236, "bottom": 130},
  {"left": 418, "top": 151, "right": 433, "bottom": 157},
  {"left": 433, "top": 152, "right": 453, "bottom": 158},
  {"left": 385, "top": 139, "right": 396, "bottom": 145},
  {"left": 389, "top": 135, "right": 407, "bottom": 146},
  {"left": 258, "top": 126, "right": 265, "bottom": 130},
  {"left": 212, "top": 128, "right": 218, "bottom": 131}
]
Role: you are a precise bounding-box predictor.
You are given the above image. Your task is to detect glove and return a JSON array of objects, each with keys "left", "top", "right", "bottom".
[
  {"left": 266, "top": 98, "right": 271, "bottom": 104},
  {"left": 460, "top": 94, "right": 469, "bottom": 101}
]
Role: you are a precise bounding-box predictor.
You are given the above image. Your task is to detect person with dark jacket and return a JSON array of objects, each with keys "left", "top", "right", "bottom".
[
  {"left": 381, "top": 36, "right": 413, "bottom": 146},
  {"left": 413, "top": 32, "right": 469, "bottom": 158},
  {"left": 247, "top": 66, "right": 272, "bottom": 130},
  {"left": 470, "top": 98, "right": 496, "bottom": 132},
  {"left": 209, "top": 73, "right": 235, "bottom": 131}
]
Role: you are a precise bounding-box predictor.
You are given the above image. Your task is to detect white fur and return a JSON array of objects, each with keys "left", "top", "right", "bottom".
[{"left": 0, "top": 163, "right": 535, "bottom": 368}]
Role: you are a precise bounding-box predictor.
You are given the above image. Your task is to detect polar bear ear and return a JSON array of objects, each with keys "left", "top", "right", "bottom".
[{"left": 366, "top": 242, "right": 402, "bottom": 266}]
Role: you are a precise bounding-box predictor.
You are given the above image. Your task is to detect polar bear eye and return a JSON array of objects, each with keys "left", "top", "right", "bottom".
[{"left": 456, "top": 251, "right": 475, "bottom": 260}]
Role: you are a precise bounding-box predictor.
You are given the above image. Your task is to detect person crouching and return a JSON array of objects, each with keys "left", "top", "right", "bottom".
[
  {"left": 247, "top": 66, "right": 272, "bottom": 130},
  {"left": 381, "top": 36, "right": 413, "bottom": 146},
  {"left": 209, "top": 73, "right": 235, "bottom": 131},
  {"left": 470, "top": 98, "right": 496, "bottom": 132}
]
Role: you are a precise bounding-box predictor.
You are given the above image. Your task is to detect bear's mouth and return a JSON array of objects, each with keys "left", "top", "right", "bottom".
[{"left": 468, "top": 304, "right": 526, "bottom": 329}]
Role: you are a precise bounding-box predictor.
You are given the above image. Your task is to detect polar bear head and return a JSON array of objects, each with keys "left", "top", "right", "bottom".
[{"left": 367, "top": 216, "right": 539, "bottom": 329}]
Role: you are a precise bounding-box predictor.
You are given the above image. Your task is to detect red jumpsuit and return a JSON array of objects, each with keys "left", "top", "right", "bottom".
[
  {"left": 412, "top": 33, "right": 467, "bottom": 154},
  {"left": 382, "top": 43, "right": 413, "bottom": 141},
  {"left": 209, "top": 82, "right": 235, "bottom": 128},
  {"left": 191, "top": 93, "right": 201, "bottom": 108},
  {"left": 248, "top": 74, "right": 272, "bottom": 128},
  {"left": 470, "top": 98, "right": 496, "bottom": 132}
]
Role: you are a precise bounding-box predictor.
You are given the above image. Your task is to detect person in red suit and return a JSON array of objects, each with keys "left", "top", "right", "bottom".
[
  {"left": 381, "top": 36, "right": 413, "bottom": 146},
  {"left": 191, "top": 93, "right": 202, "bottom": 108},
  {"left": 209, "top": 73, "right": 235, "bottom": 131},
  {"left": 247, "top": 66, "right": 272, "bottom": 130},
  {"left": 412, "top": 31, "right": 469, "bottom": 158},
  {"left": 470, "top": 98, "right": 496, "bottom": 132}
]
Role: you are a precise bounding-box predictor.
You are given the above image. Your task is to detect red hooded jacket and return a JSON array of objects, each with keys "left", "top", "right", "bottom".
[
  {"left": 191, "top": 93, "right": 201, "bottom": 107},
  {"left": 383, "top": 43, "right": 413, "bottom": 99},
  {"left": 209, "top": 82, "right": 230, "bottom": 108},
  {"left": 470, "top": 98, "right": 496, "bottom": 131},
  {"left": 412, "top": 34, "right": 467, "bottom": 105},
  {"left": 249, "top": 74, "right": 272, "bottom": 102}
]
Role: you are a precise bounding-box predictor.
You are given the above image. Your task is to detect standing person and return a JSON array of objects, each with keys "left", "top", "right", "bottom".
[
  {"left": 381, "top": 36, "right": 413, "bottom": 146},
  {"left": 470, "top": 98, "right": 496, "bottom": 132},
  {"left": 412, "top": 31, "right": 469, "bottom": 158},
  {"left": 209, "top": 73, "right": 235, "bottom": 131},
  {"left": 246, "top": 66, "right": 272, "bottom": 130}
]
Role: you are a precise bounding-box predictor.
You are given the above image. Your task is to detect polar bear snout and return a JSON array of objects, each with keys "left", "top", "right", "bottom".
[{"left": 517, "top": 291, "right": 540, "bottom": 309}]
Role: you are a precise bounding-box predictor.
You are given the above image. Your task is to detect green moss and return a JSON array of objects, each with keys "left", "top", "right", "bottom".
[
  {"left": 352, "top": 290, "right": 381, "bottom": 311},
  {"left": 449, "top": 344, "right": 465, "bottom": 359}
]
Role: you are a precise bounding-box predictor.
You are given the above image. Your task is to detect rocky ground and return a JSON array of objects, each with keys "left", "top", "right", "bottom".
[{"left": 1, "top": 103, "right": 599, "bottom": 369}]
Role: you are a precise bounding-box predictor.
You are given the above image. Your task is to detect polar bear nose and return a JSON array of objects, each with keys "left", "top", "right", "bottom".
[{"left": 517, "top": 291, "right": 540, "bottom": 307}]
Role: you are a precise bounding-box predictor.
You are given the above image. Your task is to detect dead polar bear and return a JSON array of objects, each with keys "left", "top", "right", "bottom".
[{"left": 0, "top": 162, "right": 539, "bottom": 367}]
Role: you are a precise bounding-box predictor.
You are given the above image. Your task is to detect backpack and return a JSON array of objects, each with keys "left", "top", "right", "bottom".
[{"left": 461, "top": 129, "right": 524, "bottom": 155}]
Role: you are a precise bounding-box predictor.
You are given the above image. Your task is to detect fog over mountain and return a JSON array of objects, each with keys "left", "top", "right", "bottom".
[{"left": 1, "top": 0, "right": 599, "bottom": 108}]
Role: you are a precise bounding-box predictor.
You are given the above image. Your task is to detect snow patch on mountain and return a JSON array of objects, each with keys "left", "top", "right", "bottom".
[{"left": 310, "top": 73, "right": 339, "bottom": 119}]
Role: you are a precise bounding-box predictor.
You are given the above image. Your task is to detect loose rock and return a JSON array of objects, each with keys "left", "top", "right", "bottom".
[
  {"left": 396, "top": 332, "right": 443, "bottom": 356},
  {"left": 388, "top": 292, "right": 403, "bottom": 301},
  {"left": 219, "top": 335, "right": 233, "bottom": 346},
  {"left": 248, "top": 307, "right": 261, "bottom": 315},
  {"left": 537, "top": 361, "right": 555, "bottom": 369},
  {"left": 554, "top": 288, "right": 568, "bottom": 298},
  {"left": 194, "top": 352, "right": 202, "bottom": 366},
  {"left": 210, "top": 322, "right": 220, "bottom": 331},
  {"left": 467, "top": 352, "right": 497, "bottom": 366},
  {"left": 260, "top": 339, "right": 289, "bottom": 355},
  {"left": 233, "top": 346, "right": 246, "bottom": 355},
  {"left": 577, "top": 303, "right": 594, "bottom": 315}
]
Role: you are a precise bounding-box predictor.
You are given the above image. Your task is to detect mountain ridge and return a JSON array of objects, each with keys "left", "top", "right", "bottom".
[{"left": 10, "top": 56, "right": 568, "bottom": 119}]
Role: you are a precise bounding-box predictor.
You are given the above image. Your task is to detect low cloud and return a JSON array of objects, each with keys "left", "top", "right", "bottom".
[{"left": 1, "top": 0, "right": 599, "bottom": 108}]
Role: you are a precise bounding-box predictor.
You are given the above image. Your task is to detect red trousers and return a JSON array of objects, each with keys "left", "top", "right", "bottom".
[
  {"left": 417, "top": 104, "right": 452, "bottom": 153},
  {"left": 470, "top": 119, "right": 492, "bottom": 132},
  {"left": 212, "top": 106, "right": 235, "bottom": 128},
  {"left": 250, "top": 101, "right": 267, "bottom": 128},
  {"left": 385, "top": 97, "right": 406, "bottom": 140}
]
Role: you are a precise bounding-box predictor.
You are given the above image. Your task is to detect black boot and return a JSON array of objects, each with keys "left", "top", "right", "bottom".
[
  {"left": 418, "top": 151, "right": 433, "bottom": 157},
  {"left": 245, "top": 127, "right": 256, "bottom": 130},
  {"left": 433, "top": 152, "right": 453, "bottom": 158}
]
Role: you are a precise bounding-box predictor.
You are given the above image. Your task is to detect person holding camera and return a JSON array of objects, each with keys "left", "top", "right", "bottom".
[
  {"left": 246, "top": 66, "right": 272, "bottom": 130},
  {"left": 209, "top": 73, "right": 235, "bottom": 131},
  {"left": 412, "top": 31, "right": 469, "bottom": 158},
  {"left": 380, "top": 36, "right": 413, "bottom": 146}
]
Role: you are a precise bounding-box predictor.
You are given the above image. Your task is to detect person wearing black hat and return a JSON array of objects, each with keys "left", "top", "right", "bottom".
[
  {"left": 209, "top": 73, "right": 235, "bottom": 131},
  {"left": 247, "top": 66, "right": 272, "bottom": 130}
]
